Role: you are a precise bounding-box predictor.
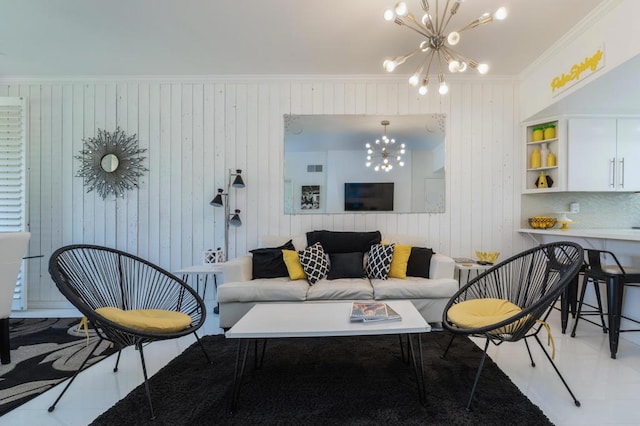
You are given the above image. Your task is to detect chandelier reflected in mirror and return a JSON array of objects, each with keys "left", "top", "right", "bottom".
[
  {"left": 383, "top": 1, "right": 507, "bottom": 95},
  {"left": 366, "top": 120, "right": 405, "bottom": 172}
]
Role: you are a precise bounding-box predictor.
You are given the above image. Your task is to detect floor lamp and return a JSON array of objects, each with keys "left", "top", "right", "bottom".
[{"left": 210, "top": 169, "right": 245, "bottom": 261}]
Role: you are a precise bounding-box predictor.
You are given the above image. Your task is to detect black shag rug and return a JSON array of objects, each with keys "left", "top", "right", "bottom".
[
  {"left": 0, "top": 318, "right": 116, "bottom": 416},
  {"left": 92, "top": 332, "right": 553, "bottom": 425}
]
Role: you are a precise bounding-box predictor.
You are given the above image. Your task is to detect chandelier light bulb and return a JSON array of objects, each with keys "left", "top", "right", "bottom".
[
  {"left": 386, "top": 165, "right": 393, "bottom": 171},
  {"left": 494, "top": 7, "right": 508, "bottom": 20},
  {"left": 394, "top": 2, "right": 408, "bottom": 17},
  {"left": 399, "top": 161, "right": 405, "bottom": 167},
  {"left": 367, "top": 149, "right": 373, "bottom": 154},
  {"left": 383, "top": 59, "right": 396, "bottom": 72},
  {"left": 383, "top": 8, "right": 395, "bottom": 21},
  {"left": 365, "top": 143, "right": 371, "bottom": 148},
  {"left": 448, "top": 60, "right": 460, "bottom": 72},
  {"left": 409, "top": 73, "right": 420, "bottom": 86},
  {"left": 419, "top": 41, "right": 430, "bottom": 52},
  {"left": 447, "top": 31, "right": 460, "bottom": 46},
  {"left": 458, "top": 61, "right": 468, "bottom": 72},
  {"left": 418, "top": 85, "right": 428, "bottom": 96},
  {"left": 439, "top": 81, "right": 449, "bottom": 95},
  {"left": 477, "top": 63, "right": 489, "bottom": 74},
  {"left": 366, "top": 162, "right": 371, "bottom": 167}
]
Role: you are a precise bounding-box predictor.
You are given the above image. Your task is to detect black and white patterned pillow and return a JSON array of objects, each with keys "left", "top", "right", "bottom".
[
  {"left": 366, "top": 243, "right": 395, "bottom": 279},
  {"left": 298, "top": 242, "right": 329, "bottom": 285}
]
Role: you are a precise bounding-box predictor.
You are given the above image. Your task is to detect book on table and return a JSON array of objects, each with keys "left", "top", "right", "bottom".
[{"left": 350, "top": 301, "right": 401, "bottom": 322}]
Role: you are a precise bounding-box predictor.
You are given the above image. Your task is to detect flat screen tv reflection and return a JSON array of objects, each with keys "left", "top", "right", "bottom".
[{"left": 344, "top": 182, "right": 394, "bottom": 211}]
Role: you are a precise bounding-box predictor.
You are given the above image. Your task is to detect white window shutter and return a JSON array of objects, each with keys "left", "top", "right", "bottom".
[{"left": 0, "top": 97, "right": 28, "bottom": 310}]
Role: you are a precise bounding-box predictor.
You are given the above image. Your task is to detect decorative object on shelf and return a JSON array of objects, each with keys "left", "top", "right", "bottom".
[
  {"left": 544, "top": 123, "right": 556, "bottom": 139},
  {"left": 547, "top": 150, "right": 557, "bottom": 167},
  {"left": 530, "top": 147, "right": 541, "bottom": 169},
  {"left": 475, "top": 251, "right": 499, "bottom": 265},
  {"left": 556, "top": 212, "right": 577, "bottom": 230},
  {"left": 540, "top": 143, "right": 550, "bottom": 167},
  {"left": 532, "top": 126, "right": 544, "bottom": 141},
  {"left": 535, "top": 172, "right": 553, "bottom": 188},
  {"left": 210, "top": 169, "right": 246, "bottom": 261},
  {"left": 528, "top": 216, "right": 557, "bottom": 229},
  {"left": 75, "top": 127, "right": 148, "bottom": 199},
  {"left": 365, "top": 120, "right": 406, "bottom": 172},
  {"left": 382, "top": 1, "right": 507, "bottom": 96},
  {"left": 202, "top": 247, "right": 225, "bottom": 264}
]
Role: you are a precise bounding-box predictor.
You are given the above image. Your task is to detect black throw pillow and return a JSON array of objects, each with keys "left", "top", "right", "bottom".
[
  {"left": 327, "top": 252, "right": 365, "bottom": 280},
  {"left": 250, "top": 240, "right": 295, "bottom": 279},
  {"left": 306, "top": 230, "right": 381, "bottom": 254},
  {"left": 406, "top": 247, "right": 435, "bottom": 278}
]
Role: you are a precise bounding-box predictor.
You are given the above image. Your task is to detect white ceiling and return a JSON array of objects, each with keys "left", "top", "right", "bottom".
[{"left": 0, "top": 0, "right": 605, "bottom": 77}]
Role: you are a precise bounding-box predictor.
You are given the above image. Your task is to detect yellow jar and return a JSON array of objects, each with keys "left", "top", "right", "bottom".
[
  {"left": 532, "top": 127, "right": 544, "bottom": 141},
  {"left": 544, "top": 124, "right": 556, "bottom": 139}
]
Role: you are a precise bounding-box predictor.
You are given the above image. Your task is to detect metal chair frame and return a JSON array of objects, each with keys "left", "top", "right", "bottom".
[
  {"left": 48, "top": 244, "right": 212, "bottom": 420},
  {"left": 441, "top": 242, "right": 584, "bottom": 410}
]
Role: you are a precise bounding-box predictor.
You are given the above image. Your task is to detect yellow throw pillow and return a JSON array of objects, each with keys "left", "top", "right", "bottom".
[
  {"left": 447, "top": 298, "right": 522, "bottom": 330},
  {"left": 388, "top": 244, "right": 412, "bottom": 279},
  {"left": 282, "top": 249, "right": 307, "bottom": 280},
  {"left": 95, "top": 307, "right": 192, "bottom": 333}
]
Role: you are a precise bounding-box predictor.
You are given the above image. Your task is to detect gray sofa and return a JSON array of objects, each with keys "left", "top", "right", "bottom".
[{"left": 217, "top": 231, "right": 458, "bottom": 328}]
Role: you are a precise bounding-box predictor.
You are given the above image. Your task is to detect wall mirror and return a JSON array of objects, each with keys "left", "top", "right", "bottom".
[{"left": 284, "top": 114, "right": 446, "bottom": 214}]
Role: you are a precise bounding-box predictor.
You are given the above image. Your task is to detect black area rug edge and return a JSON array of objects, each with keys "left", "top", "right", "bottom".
[{"left": 92, "top": 332, "right": 554, "bottom": 426}]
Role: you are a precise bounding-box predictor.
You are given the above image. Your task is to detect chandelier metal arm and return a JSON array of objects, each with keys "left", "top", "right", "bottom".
[{"left": 398, "top": 15, "right": 433, "bottom": 39}]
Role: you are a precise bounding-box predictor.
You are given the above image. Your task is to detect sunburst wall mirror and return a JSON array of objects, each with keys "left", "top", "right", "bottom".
[{"left": 75, "top": 127, "right": 148, "bottom": 199}]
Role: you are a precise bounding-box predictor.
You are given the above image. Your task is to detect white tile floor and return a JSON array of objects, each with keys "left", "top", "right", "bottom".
[{"left": 3, "top": 305, "right": 640, "bottom": 426}]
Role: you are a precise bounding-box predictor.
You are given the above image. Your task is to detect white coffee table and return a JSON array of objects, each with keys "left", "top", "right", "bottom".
[{"left": 225, "top": 300, "right": 431, "bottom": 411}]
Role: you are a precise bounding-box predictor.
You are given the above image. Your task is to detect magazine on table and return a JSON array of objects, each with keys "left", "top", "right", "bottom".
[{"left": 350, "top": 301, "right": 401, "bottom": 322}]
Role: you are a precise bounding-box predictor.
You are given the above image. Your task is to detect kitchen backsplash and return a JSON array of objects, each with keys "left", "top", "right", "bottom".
[{"left": 521, "top": 192, "right": 640, "bottom": 229}]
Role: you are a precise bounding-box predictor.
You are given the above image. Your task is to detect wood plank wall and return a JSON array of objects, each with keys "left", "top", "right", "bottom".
[{"left": 0, "top": 77, "right": 527, "bottom": 308}]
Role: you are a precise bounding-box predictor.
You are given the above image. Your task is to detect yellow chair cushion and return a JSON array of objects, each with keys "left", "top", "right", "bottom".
[
  {"left": 282, "top": 249, "right": 307, "bottom": 280},
  {"left": 386, "top": 243, "right": 412, "bottom": 279},
  {"left": 447, "top": 298, "right": 522, "bottom": 329},
  {"left": 95, "top": 307, "right": 192, "bottom": 333}
]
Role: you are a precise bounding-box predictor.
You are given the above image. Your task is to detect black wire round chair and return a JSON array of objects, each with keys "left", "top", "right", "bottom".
[
  {"left": 48, "top": 244, "right": 212, "bottom": 420},
  {"left": 442, "top": 241, "right": 584, "bottom": 410}
]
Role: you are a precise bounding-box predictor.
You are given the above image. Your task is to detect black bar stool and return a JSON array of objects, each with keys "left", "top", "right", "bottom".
[
  {"left": 572, "top": 249, "right": 640, "bottom": 359},
  {"left": 570, "top": 262, "right": 608, "bottom": 337}
]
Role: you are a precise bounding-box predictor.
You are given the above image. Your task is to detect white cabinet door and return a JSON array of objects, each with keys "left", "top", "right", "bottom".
[
  {"left": 616, "top": 118, "right": 640, "bottom": 191},
  {"left": 567, "top": 118, "right": 617, "bottom": 191}
]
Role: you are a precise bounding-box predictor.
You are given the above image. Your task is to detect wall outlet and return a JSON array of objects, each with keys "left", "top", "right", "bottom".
[{"left": 570, "top": 202, "right": 580, "bottom": 213}]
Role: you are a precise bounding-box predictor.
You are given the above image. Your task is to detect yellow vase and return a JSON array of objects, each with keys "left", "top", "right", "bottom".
[
  {"left": 546, "top": 151, "right": 557, "bottom": 167},
  {"left": 530, "top": 148, "right": 541, "bottom": 169}
]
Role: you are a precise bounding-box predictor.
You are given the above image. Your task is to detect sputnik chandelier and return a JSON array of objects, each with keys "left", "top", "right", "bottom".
[
  {"left": 383, "top": 1, "right": 507, "bottom": 95},
  {"left": 366, "top": 120, "right": 406, "bottom": 172}
]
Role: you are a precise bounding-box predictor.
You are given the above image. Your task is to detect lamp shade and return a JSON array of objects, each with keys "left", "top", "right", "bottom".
[
  {"left": 210, "top": 189, "right": 224, "bottom": 207},
  {"left": 229, "top": 209, "right": 242, "bottom": 227},
  {"left": 231, "top": 169, "right": 245, "bottom": 188}
]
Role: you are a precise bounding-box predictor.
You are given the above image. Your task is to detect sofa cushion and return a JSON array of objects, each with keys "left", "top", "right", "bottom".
[
  {"left": 366, "top": 243, "right": 395, "bottom": 279},
  {"left": 388, "top": 244, "right": 412, "bottom": 279},
  {"left": 371, "top": 277, "right": 459, "bottom": 300},
  {"left": 306, "top": 278, "right": 374, "bottom": 300},
  {"left": 327, "top": 252, "right": 365, "bottom": 280},
  {"left": 250, "top": 240, "right": 295, "bottom": 279},
  {"left": 306, "top": 230, "right": 381, "bottom": 254},
  {"left": 406, "top": 247, "right": 434, "bottom": 278},
  {"left": 217, "top": 277, "right": 309, "bottom": 303},
  {"left": 282, "top": 249, "right": 307, "bottom": 280},
  {"left": 299, "top": 242, "right": 329, "bottom": 285}
]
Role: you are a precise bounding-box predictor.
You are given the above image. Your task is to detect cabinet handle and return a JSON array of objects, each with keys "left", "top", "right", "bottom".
[
  {"left": 620, "top": 157, "right": 625, "bottom": 189},
  {"left": 610, "top": 158, "right": 616, "bottom": 188}
]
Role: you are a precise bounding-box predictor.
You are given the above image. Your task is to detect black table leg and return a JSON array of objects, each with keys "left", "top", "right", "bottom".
[
  {"left": 229, "top": 339, "right": 250, "bottom": 413},
  {"left": 606, "top": 276, "right": 624, "bottom": 359},
  {"left": 406, "top": 333, "right": 426, "bottom": 404}
]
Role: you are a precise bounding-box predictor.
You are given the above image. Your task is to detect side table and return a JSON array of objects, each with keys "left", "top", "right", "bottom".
[
  {"left": 454, "top": 262, "right": 492, "bottom": 288},
  {"left": 174, "top": 264, "right": 224, "bottom": 314}
]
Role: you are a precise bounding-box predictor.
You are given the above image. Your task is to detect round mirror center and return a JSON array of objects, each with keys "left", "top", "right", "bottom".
[{"left": 101, "top": 154, "right": 119, "bottom": 172}]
